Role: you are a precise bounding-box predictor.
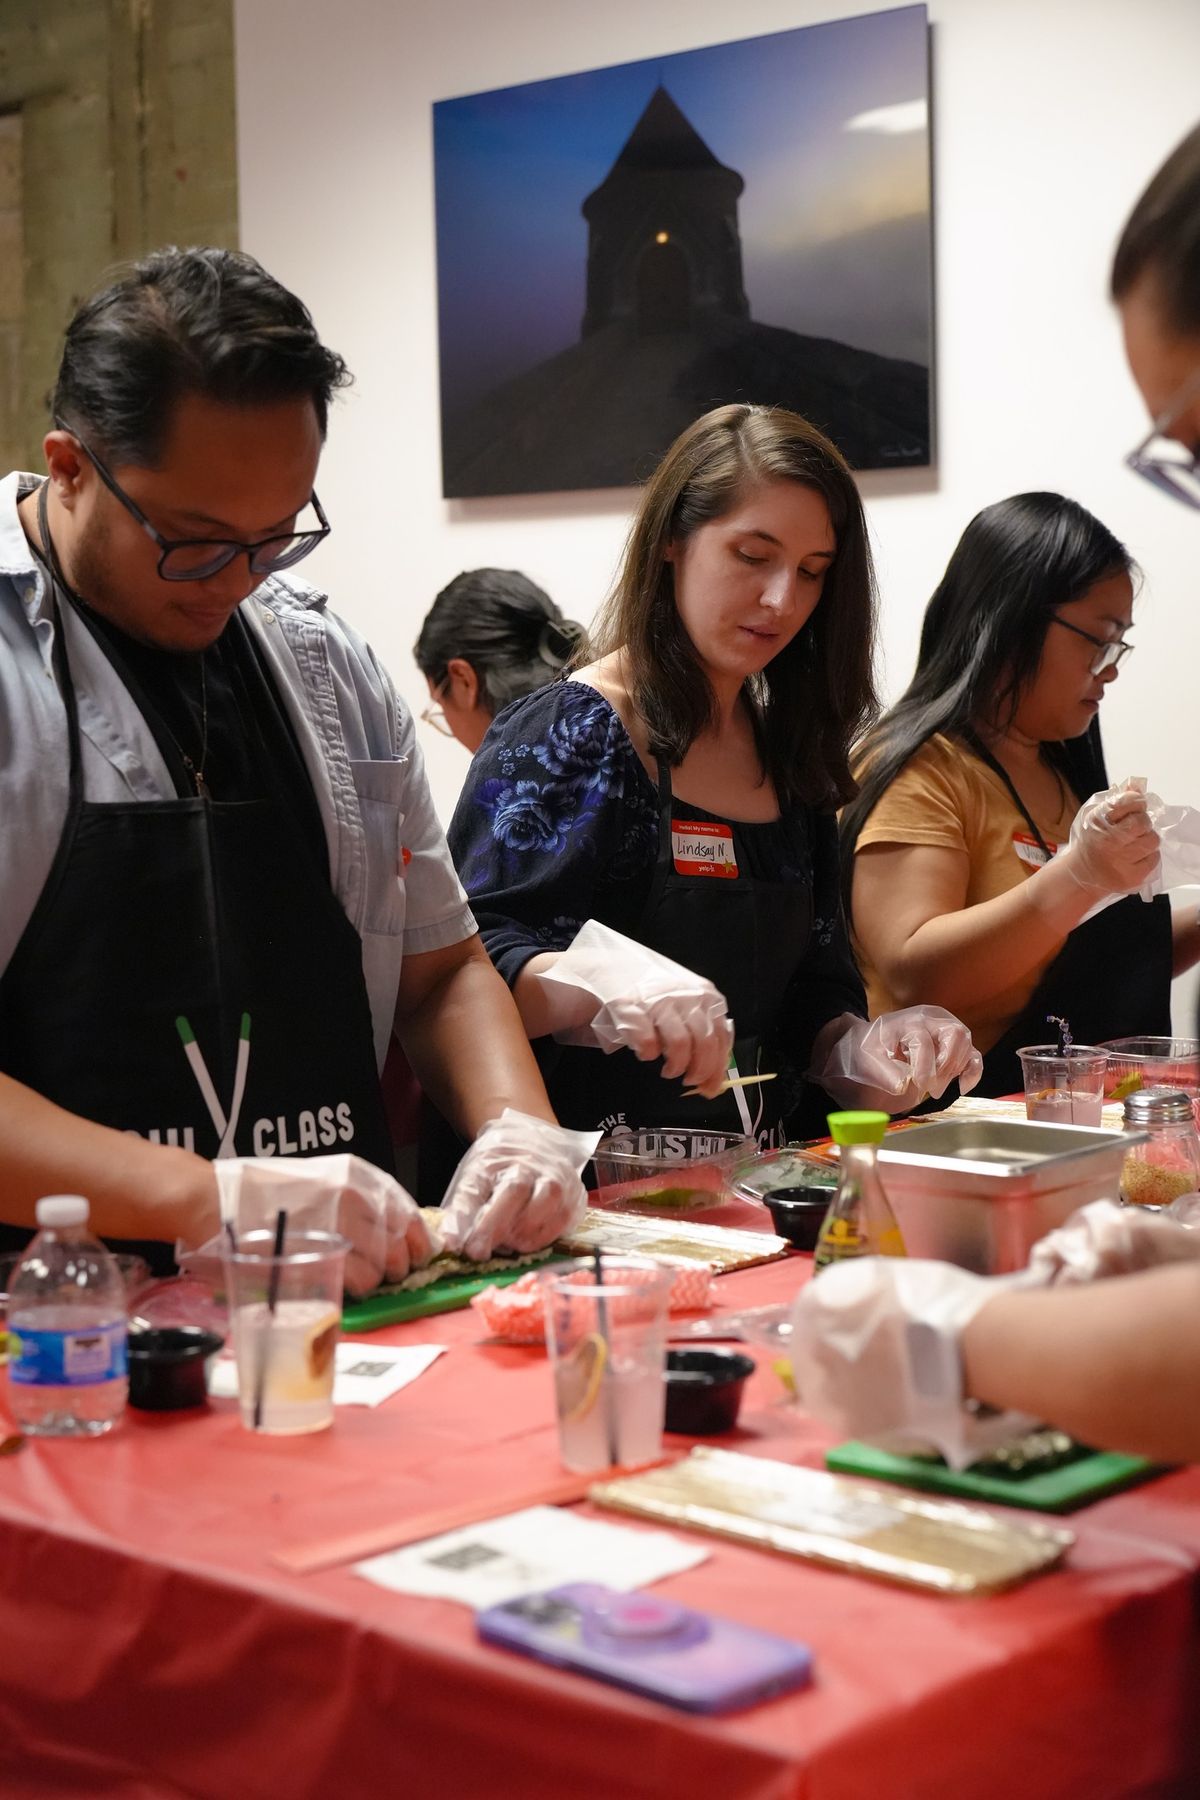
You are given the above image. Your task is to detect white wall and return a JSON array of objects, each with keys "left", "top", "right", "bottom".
[{"left": 234, "top": 0, "right": 1200, "bottom": 1024}]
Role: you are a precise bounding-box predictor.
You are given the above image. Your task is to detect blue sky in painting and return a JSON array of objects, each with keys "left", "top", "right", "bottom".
[{"left": 433, "top": 6, "right": 930, "bottom": 413}]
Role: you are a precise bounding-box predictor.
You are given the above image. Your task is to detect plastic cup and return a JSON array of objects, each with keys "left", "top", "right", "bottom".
[
  {"left": 540, "top": 1256, "right": 673, "bottom": 1474},
  {"left": 224, "top": 1228, "right": 348, "bottom": 1435},
  {"left": 1017, "top": 1045, "right": 1109, "bottom": 1127}
]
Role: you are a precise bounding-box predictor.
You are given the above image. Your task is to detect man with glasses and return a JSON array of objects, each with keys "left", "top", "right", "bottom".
[
  {"left": 0, "top": 247, "right": 591, "bottom": 1288},
  {"left": 793, "top": 120, "right": 1200, "bottom": 1473},
  {"left": 1113, "top": 121, "right": 1200, "bottom": 514}
]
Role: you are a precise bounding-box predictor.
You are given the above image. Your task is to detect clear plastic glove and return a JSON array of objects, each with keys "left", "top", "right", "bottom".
[
  {"left": 534, "top": 919, "right": 734, "bottom": 1098},
  {"left": 209, "top": 1154, "right": 434, "bottom": 1297},
  {"left": 789, "top": 1258, "right": 1038, "bottom": 1468},
  {"left": 1062, "top": 779, "right": 1160, "bottom": 902},
  {"left": 1027, "top": 1198, "right": 1200, "bottom": 1286},
  {"left": 806, "top": 1007, "right": 983, "bottom": 1113},
  {"left": 439, "top": 1108, "right": 600, "bottom": 1261}
]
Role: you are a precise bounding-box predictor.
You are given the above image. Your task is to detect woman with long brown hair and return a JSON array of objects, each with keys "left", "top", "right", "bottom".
[{"left": 446, "top": 404, "right": 979, "bottom": 1146}]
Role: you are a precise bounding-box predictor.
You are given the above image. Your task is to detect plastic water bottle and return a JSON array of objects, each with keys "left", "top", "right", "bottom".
[{"left": 7, "top": 1196, "right": 128, "bottom": 1436}]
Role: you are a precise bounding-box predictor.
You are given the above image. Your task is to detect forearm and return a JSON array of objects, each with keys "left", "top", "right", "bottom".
[
  {"left": 512, "top": 952, "right": 596, "bottom": 1040},
  {"left": 963, "top": 1264, "right": 1200, "bottom": 1462},
  {"left": 882, "top": 859, "right": 1094, "bottom": 1012},
  {"left": 1172, "top": 903, "right": 1200, "bottom": 976},
  {"left": 0, "top": 1073, "right": 217, "bottom": 1247},
  {"left": 399, "top": 943, "right": 559, "bottom": 1134}
]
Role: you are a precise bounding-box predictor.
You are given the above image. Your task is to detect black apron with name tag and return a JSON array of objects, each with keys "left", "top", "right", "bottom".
[
  {"left": 541, "top": 760, "right": 813, "bottom": 1147},
  {"left": 963, "top": 735, "right": 1173, "bottom": 1098},
  {"left": 0, "top": 570, "right": 394, "bottom": 1271}
]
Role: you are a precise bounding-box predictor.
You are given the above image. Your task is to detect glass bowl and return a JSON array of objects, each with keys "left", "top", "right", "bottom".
[
  {"left": 1099, "top": 1036, "right": 1200, "bottom": 1104},
  {"left": 590, "top": 1127, "right": 756, "bottom": 1213}
]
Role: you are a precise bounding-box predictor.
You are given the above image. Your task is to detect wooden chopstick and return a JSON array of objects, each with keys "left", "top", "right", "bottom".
[
  {"left": 681, "top": 1071, "right": 778, "bottom": 1100},
  {"left": 271, "top": 1473, "right": 597, "bottom": 1574}
]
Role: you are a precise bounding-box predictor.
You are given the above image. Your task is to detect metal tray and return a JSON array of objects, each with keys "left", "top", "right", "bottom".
[{"left": 873, "top": 1118, "right": 1145, "bottom": 1273}]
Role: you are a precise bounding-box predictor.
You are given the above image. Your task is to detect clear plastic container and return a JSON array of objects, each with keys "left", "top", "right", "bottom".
[
  {"left": 1120, "top": 1088, "right": 1200, "bottom": 1209},
  {"left": 7, "top": 1196, "right": 128, "bottom": 1437},
  {"left": 590, "top": 1127, "right": 755, "bottom": 1213}
]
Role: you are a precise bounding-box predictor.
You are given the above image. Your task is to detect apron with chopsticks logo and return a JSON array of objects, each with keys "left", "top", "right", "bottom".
[
  {"left": 962, "top": 733, "right": 1172, "bottom": 1098},
  {"left": 0, "top": 580, "right": 394, "bottom": 1270},
  {"left": 542, "top": 761, "right": 812, "bottom": 1148}
]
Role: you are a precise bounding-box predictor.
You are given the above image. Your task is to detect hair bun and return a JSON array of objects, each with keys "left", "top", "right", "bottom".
[{"left": 537, "top": 617, "right": 584, "bottom": 667}]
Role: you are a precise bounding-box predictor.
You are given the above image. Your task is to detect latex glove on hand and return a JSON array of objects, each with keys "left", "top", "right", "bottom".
[
  {"left": 789, "top": 1257, "right": 1038, "bottom": 1468},
  {"left": 806, "top": 1006, "right": 983, "bottom": 1113},
  {"left": 209, "top": 1154, "right": 435, "bottom": 1297},
  {"left": 439, "top": 1108, "right": 600, "bottom": 1261},
  {"left": 1062, "top": 780, "right": 1160, "bottom": 902},
  {"left": 533, "top": 919, "right": 735, "bottom": 1098},
  {"left": 1027, "top": 1197, "right": 1200, "bottom": 1286}
]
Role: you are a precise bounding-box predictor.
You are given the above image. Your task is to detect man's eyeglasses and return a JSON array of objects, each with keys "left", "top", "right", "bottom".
[
  {"left": 58, "top": 422, "right": 331, "bottom": 580},
  {"left": 420, "top": 683, "right": 456, "bottom": 738},
  {"left": 1125, "top": 369, "right": 1200, "bottom": 511},
  {"left": 1051, "top": 614, "right": 1134, "bottom": 675}
]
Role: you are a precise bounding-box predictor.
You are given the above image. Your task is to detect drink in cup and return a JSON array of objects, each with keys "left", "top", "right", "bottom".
[
  {"left": 225, "top": 1228, "right": 347, "bottom": 1435},
  {"left": 541, "top": 1258, "right": 672, "bottom": 1474},
  {"left": 1017, "top": 1046, "right": 1109, "bottom": 1128}
]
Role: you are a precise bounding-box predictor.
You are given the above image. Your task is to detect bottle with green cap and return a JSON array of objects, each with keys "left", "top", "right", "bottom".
[{"left": 812, "top": 1111, "right": 907, "bottom": 1271}]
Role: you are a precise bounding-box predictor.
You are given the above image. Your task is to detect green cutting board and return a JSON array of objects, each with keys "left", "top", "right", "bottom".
[
  {"left": 826, "top": 1439, "right": 1161, "bottom": 1513},
  {"left": 343, "top": 1255, "right": 572, "bottom": 1332}
]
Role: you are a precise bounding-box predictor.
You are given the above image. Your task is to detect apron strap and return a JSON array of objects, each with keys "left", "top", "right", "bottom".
[{"left": 960, "top": 726, "right": 1055, "bottom": 862}]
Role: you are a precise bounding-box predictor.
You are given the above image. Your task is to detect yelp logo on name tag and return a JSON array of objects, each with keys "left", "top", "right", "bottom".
[{"left": 672, "top": 820, "right": 738, "bottom": 878}]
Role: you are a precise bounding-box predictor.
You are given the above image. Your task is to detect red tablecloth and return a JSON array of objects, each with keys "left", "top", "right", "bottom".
[{"left": 1, "top": 1254, "right": 1198, "bottom": 1799}]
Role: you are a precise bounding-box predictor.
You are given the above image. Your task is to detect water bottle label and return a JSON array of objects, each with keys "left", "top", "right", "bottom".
[{"left": 9, "top": 1321, "right": 128, "bottom": 1387}]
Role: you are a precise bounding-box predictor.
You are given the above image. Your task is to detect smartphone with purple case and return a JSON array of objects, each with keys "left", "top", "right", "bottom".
[{"left": 476, "top": 1581, "right": 813, "bottom": 1715}]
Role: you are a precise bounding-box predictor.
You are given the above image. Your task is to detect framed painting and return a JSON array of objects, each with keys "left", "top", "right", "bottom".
[{"left": 434, "top": 5, "right": 932, "bottom": 497}]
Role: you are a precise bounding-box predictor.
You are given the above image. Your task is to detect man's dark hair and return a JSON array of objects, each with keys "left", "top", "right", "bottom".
[
  {"left": 1111, "top": 120, "right": 1200, "bottom": 337},
  {"left": 52, "top": 246, "right": 352, "bottom": 466}
]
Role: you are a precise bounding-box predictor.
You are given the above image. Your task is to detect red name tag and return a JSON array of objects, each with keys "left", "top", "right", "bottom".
[
  {"left": 1013, "top": 831, "right": 1057, "bottom": 869},
  {"left": 672, "top": 820, "right": 738, "bottom": 878}
]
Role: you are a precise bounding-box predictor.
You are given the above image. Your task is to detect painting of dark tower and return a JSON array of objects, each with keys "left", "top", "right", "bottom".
[{"left": 434, "top": 6, "right": 932, "bottom": 498}]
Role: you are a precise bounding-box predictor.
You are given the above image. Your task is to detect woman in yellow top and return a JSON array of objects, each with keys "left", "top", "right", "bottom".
[{"left": 841, "top": 491, "right": 1200, "bottom": 1096}]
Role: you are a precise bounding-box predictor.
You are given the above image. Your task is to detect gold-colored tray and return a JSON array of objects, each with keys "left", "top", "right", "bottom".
[{"left": 590, "top": 1447, "right": 1074, "bottom": 1596}]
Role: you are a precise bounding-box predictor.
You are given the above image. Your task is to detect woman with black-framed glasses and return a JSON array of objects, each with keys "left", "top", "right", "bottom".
[{"left": 840, "top": 490, "right": 1198, "bottom": 1098}]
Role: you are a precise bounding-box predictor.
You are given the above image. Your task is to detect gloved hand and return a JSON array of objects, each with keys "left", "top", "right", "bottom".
[
  {"left": 1062, "top": 780, "right": 1160, "bottom": 900},
  {"left": 1028, "top": 1198, "right": 1200, "bottom": 1286},
  {"left": 806, "top": 1007, "right": 983, "bottom": 1113},
  {"left": 533, "top": 920, "right": 734, "bottom": 1098},
  {"left": 789, "top": 1257, "right": 1038, "bottom": 1468},
  {"left": 210, "top": 1154, "right": 434, "bottom": 1297},
  {"left": 439, "top": 1108, "right": 600, "bottom": 1260}
]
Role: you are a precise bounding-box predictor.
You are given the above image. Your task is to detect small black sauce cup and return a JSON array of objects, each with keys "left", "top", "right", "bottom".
[
  {"left": 127, "top": 1326, "right": 225, "bottom": 1412},
  {"left": 763, "top": 1186, "right": 833, "bottom": 1251},
  {"left": 664, "top": 1348, "right": 756, "bottom": 1434}
]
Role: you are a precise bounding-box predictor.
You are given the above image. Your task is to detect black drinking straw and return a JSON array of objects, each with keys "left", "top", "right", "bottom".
[
  {"left": 592, "top": 1249, "right": 620, "bottom": 1467},
  {"left": 253, "top": 1208, "right": 288, "bottom": 1431},
  {"left": 1046, "top": 1014, "right": 1076, "bottom": 1118}
]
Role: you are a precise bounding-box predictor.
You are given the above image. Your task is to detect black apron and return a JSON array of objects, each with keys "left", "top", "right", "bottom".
[
  {"left": 539, "top": 761, "right": 812, "bottom": 1147},
  {"left": 963, "top": 735, "right": 1173, "bottom": 1098},
  {"left": 0, "top": 533, "right": 394, "bottom": 1271}
]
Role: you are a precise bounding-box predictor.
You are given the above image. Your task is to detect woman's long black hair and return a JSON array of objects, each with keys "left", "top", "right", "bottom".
[{"left": 839, "top": 491, "right": 1137, "bottom": 896}]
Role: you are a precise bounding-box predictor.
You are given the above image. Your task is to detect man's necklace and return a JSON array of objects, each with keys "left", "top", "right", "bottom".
[
  {"left": 35, "top": 478, "right": 211, "bottom": 798},
  {"left": 157, "top": 653, "right": 210, "bottom": 797}
]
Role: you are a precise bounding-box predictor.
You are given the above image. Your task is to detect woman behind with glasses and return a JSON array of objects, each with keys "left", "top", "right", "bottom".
[
  {"left": 841, "top": 491, "right": 1198, "bottom": 1097},
  {"left": 414, "top": 568, "right": 583, "bottom": 754}
]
